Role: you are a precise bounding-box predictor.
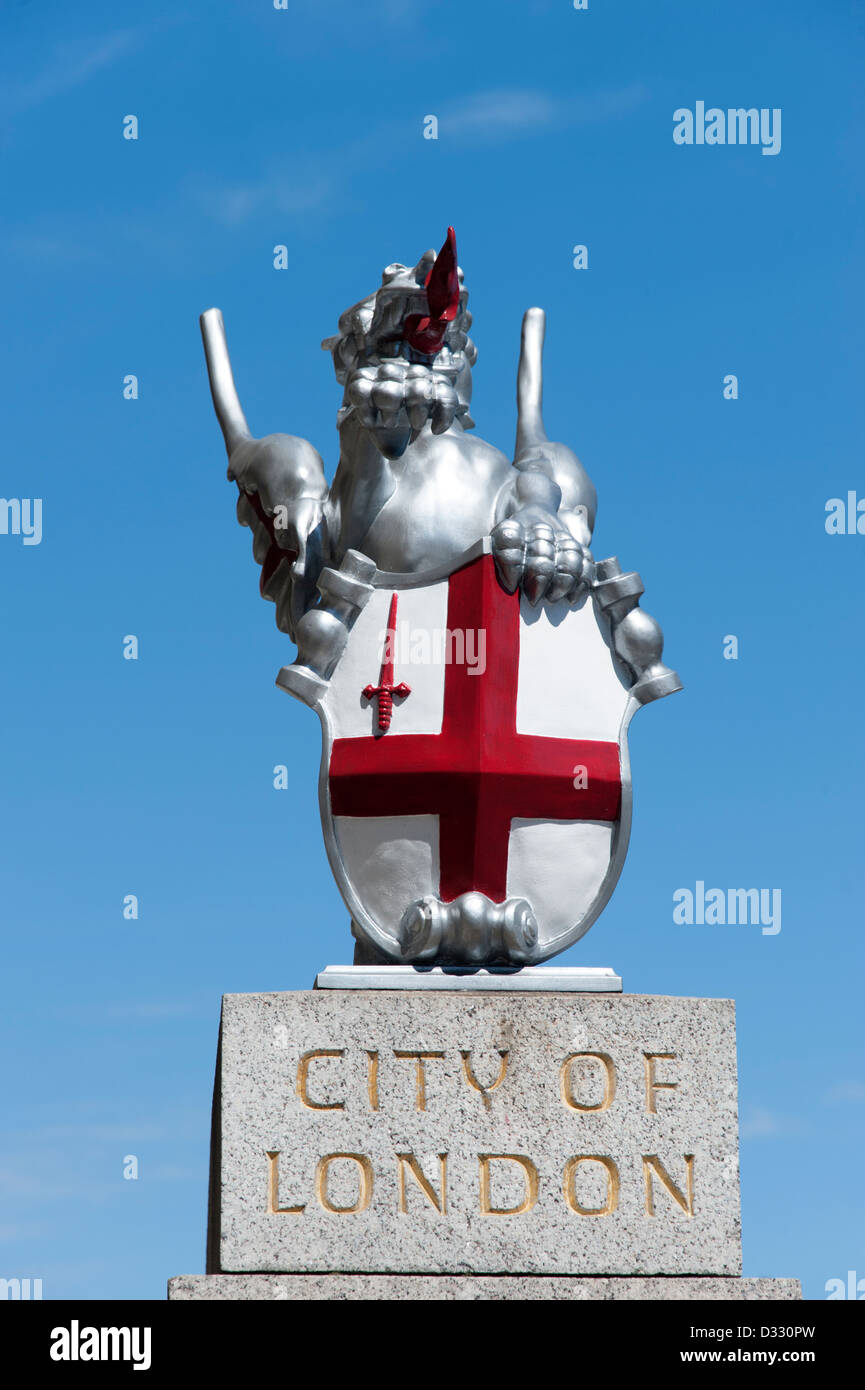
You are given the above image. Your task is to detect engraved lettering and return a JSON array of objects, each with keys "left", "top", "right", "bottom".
[
  {"left": 393, "top": 1050, "right": 445, "bottom": 1111},
  {"left": 642, "top": 1154, "right": 695, "bottom": 1216},
  {"left": 560, "top": 1052, "right": 617, "bottom": 1112},
  {"left": 296, "top": 1049, "right": 346, "bottom": 1110},
  {"left": 460, "top": 1050, "right": 509, "bottom": 1107},
  {"left": 478, "top": 1154, "right": 539, "bottom": 1216},
  {"left": 265, "top": 1150, "right": 305, "bottom": 1214},
  {"left": 396, "top": 1153, "right": 448, "bottom": 1214},
  {"left": 643, "top": 1053, "right": 678, "bottom": 1113},
  {"left": 365, "top": 1050, "right": 380, "bottom": 1111},
  {"left": 563, "top": 1154, "right": 620, "bottom": 1216},
  {"left": 315, "top": 1153, "right": 374, "bottom": 1214}
]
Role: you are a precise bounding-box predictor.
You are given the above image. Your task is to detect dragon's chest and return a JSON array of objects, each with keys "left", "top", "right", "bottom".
[{"left": 355, "top": 434, "right": 512, "bottom": 574}]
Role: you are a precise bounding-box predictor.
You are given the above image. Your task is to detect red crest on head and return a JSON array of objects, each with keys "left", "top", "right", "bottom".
[{"left": 404, "top": 227, "right": 460, "bottom": 355}]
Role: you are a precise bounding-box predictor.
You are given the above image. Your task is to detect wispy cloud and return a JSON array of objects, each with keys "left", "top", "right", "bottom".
[
  {"left": 824, "top": 1080, "right": 865, "bottom": 1104},
  {"left": 0, "top": 1219, "right": 53, "bottom": 1242},
  {"left": 0, "top": 1166, "right": 109, "bottom": 1201},
  {"left": 195, "top": 83, "right": 648, "bottom": 229},
  {"left": 20, "top": 1123, "right": 167, "bottom": 1143},
  {"left": 147, "top": 1163, "right": 199, "bottom": 1183},
  {"left": 443, "top": 85, "right": 647, "bottom": 142},
  {"left": 741, "top": 1105, "right": 805, "bottom": 1139},
  {"left": 193, "top": 171, "right": 336, "bottom": 229},
  {"left": 102, "top": 998, "right": 212, "bottom": 1021},
  {"left": 739, "top": 1106, "right": 812, "bottom": 1139},
  {"left": 741, "top": 1106, "right": 782, "bottom": 1137},
  {"left": 1, "top": 231, "right": 106, "bottom": 265},
  {"left": 0, "top": 30, "right": 141, "bottom": 119},
  {"left": 445, "top": 89, "right": 559, "bottom": 139},
  {"left": 372, "top": 0, "right": 426, "bottom": 20}
]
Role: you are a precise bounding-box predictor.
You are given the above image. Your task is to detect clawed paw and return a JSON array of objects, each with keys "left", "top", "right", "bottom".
[{"left": 491, "top": 513, "right": 592, "bottom": 605}]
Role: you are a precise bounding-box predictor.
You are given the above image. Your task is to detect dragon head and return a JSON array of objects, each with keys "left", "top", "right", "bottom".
[{"left": 322, "top": 228, "right": 477, "bottom": 457}]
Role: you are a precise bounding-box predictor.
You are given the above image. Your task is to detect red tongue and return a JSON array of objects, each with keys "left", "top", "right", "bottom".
[{"left": 404, "top": 226, "right": 460, "bottom": 355}]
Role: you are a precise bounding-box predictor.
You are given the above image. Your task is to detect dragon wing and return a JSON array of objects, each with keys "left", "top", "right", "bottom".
[{"left": 200, "top": 308, "right": 328, "bottom": 639}]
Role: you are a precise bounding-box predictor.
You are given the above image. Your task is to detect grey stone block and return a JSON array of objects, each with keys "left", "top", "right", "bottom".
[
  {"left": 169, "top": 1274, "right": 801, "bottom": 1301},
  {"left": 209, "top": 991, "right": 742, "bottom": 1276}
]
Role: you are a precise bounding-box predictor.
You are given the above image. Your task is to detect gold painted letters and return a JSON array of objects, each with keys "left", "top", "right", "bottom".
[
  {"left": 642, "top": 1154, "right": 695, "bottom": 1216},
  {"left": 315, "top": 1153, "right": 374, "bottom": 1214},
  {"left": 643, "top": 1053, "right": 678, "bottom": 1114},
  {"left": 265, "top": 1150, "right": 305, "bottom": 1214},
  {"left": 393, "top": 1050, "right": 445, "bottom": 1111},
  {"left": 560, "top": 1052, "right": 617, "bottom": 1112},
  {"left": 562, "top": 1154, "right": 620, "bottom": 1216},
  {"left": 396, "top": 1153, "right": 448, "bottom": 1214},
  {"left": 478, "top": 1154, "right": 539, "bottom": 1215},
  {"left": 296, "top": 1049, "right": 345, "bottom": 1111}
]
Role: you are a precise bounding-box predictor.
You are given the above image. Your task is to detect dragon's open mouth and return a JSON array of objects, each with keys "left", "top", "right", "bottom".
[{"left": 376, "top": 335, "right": 466, "bottom": 383}]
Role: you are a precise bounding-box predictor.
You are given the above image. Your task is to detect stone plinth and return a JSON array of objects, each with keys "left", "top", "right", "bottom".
[
  {"left": 205, "top": 990, "right": 743, "bottom": 1277},
  {"left": 170, "top": 1274, "right": 801, "bottom": 1301}
]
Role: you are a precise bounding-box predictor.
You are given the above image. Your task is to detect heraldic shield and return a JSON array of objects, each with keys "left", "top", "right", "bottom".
[{"left": 276, "top": 537, "right": 670, "bottom": 968}]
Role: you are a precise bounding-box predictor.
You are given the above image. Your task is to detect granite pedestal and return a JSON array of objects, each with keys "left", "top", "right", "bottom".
[{"left": 169, "top": 982, "right": 800, "bottom": 1300}]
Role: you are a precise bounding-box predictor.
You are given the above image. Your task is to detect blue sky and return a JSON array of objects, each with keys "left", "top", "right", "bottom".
[{"left": 0, "top": 0, "right": 862, "bottom": 1300}]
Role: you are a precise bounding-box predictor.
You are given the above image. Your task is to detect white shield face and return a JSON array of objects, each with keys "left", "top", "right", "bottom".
[{"left": 313, "top": 542, "right": 637, "bottom": 963}]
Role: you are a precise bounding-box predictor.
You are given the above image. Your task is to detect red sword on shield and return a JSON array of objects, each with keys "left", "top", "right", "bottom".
[{"left": 363, "top": 592, "right": 411, "bottom": 732}]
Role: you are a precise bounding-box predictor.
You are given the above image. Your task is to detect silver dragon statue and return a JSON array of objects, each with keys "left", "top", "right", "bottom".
[{"left": 202, "top": 228, "right": 680, "bottom": 968}]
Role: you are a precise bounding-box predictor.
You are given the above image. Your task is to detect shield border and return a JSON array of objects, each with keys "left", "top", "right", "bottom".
[{"left": 305, "top": 538, "right": 641, "bottom": 964}]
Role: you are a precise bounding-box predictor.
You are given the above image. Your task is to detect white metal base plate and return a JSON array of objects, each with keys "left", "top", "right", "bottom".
[{"left": 314, "top": 965, "right": 622, "bottom": 992}]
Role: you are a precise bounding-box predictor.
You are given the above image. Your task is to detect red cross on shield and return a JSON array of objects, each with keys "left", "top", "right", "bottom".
[{"left": 314, "top": 540, "right": 638, "bottom": 964}]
